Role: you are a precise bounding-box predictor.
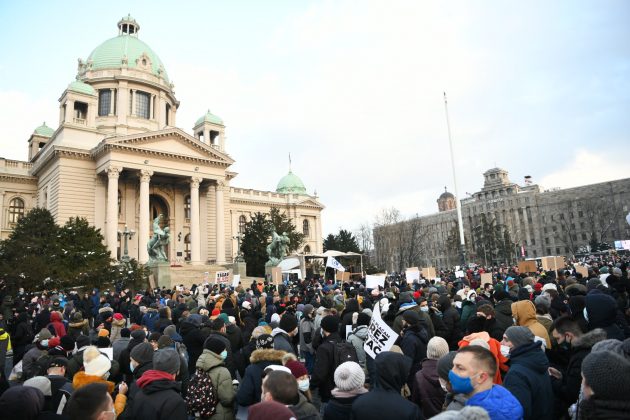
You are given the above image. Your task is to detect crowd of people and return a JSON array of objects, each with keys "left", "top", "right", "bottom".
[{"left": 0, "top": 255, "right": 629, "bottom": 420}]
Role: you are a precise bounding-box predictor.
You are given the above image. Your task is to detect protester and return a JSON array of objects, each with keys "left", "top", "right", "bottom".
[
  {"left": 411, "top": 336, "right": 449, "bottom": 418},
  {"left": 323, "top": 361, "right": 367, "bottom": 420},
  {"left": 261, "top": 370, "right": 319, "bottom": 420},
  {"left": 236, "top": 334, "right": 285, "bottom": 407},
  {"left": 311, "top": 315, "right": 344, "bottom": 413},
  {"left": 578, "top": 349, "right": 630, "bottom": 418},
  {"left": 66, "top": 382, "right": 114, "bottom": 420}
]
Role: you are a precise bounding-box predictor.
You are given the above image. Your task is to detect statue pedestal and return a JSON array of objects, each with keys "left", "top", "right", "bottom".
[
  {"left": 227, "top": 261, "right": 247, "bottom": 277},
  {"left": 147, "top": 261, "right": 171, "bottom": 289}
]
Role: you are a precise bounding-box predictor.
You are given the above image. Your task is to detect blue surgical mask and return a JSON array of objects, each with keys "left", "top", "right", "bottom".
[
  {"left": 448, "top": 370, "right": 475, "bottom": 395},
  {"left": 298, "top": 379, "right": 310, "bottom": 391},
  {"left": 130, "top": 362, "right": 135, "bottom": 372},
  {"left": 220, "top": 350, "right": 228, "bottom": 360},
  {"left": 41, "top": 339, "right": 49, "bottom": 348},
  {"left": 420, "top": 306, "right": 429, "bottom": 312}
]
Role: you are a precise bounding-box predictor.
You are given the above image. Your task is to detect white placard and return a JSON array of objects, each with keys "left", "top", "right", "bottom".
[
  {"left": 366, "top": 275, "right": 386, "bottom": 289},
  {"left": 215, "top": 270, "right": 231, "bottom": 284},
  {"left": 100, "top": 347, "right": 113, "bottom": 361},
  {"left": 455, "top": 266, "right": 461, "bottom": 271},
  {"left": 232, "top": 274, "right": 241, "bottom": 288},
  {"left": 406, "top": 270, "right": 420, "bottom": 283},
  {"left": 363, "top": 303, "right": 397, "bottom": 358},
  {"left": 455, "top": 270, "right": 465, "bottom": 278}
]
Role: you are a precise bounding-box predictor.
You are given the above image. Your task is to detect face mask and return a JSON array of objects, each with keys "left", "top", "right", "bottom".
[
  {"left": 512, "top": 317, "right": 517, "bottom": 325},
  {"left": 583, "top": 308, "right": 589, "bottom": 322},
  {"left": 448, "top": 370, "right": 475, "bottom": 395},
  {"left": 500, "top": 345, "right": 511, "bottom": 358},
  {"left": 455, "top": 302, "right": 462, "bottom": 309},
  {"left": 41, "top": 339, "right": 49, "bottom": 348},
  {"left": 130, "top": 362, "right": 135, "bottom": 372},
  {"left": 420, "top": 306, "right": 429, "bottom": 312},
  {"left": 439, "top": 378, "right": 449, "bottom": 392},
  {"left": 220, "top": 350, "right": 228, "bottom": 360},
  {"left": 298, "top": 379, "right": 310, "bottom": 391}
]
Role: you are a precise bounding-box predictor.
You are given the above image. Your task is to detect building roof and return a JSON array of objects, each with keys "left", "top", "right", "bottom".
[
  {"left": 195, "top": 110, "right": 224, "bottom": 126},
  {"left": 67, "top": 80, "right": 97, "bottom": 96},
  {"left": 33, "top": 122, "right": 54, "bottom": 137},
  {"left": 439, "top": 189, "right": 454, "bottom": 200},
  {"left": 87, "top": 27, "right": 169, "bottom": 81},
  {"left": 276, "top": 170, "right": 307, "bottom": 194}
]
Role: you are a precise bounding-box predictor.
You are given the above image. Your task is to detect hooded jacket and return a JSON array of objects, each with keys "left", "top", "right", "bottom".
[
  {"left": 411, "top": 358, "right": 445, "bottom": 418},
  {"left": 196, "top": 349, "right": 237, "bottom": 420},
  {"left": 181, "top": 320, "right": 205, "bottom": 372},
  {"left": 494, "top": 298, "right": 515, "bottom": 334},
  {"left": 236, "top": 348, "right": 285, "bottom": 407},
  {"left": 503, "top": 341, "right": 554, "bottom": 420},
  {"left": 400, "top": 325, "right": 429, "bottom": 386},
  {"left": 124, "top": 370, "right": 186, "bottom": 420},
  {"left": 347, "top": 325, "right": 368, "bottom": 367},
  {"left": 511, "top": 300, "right": 551, "bottom": 348},
  {"left": 466, "top": 384, "right": 523, "bottom": 420},
  {"left": 48, "top": 311, "right": 66, "bottom": 337},
  {"left": 438, "top": 295, "right": 462, "bottom": 349},
  {"left": 67, "top": 317, "right": 89, "bottom": 339},
  {"left": 584, "top": 292, "right": 625, "bottom": 341},
  {"left": 351, "top": 352, "right": 422, "bottom": 420},
  {"left": 142, "top": 308, "right": 160, "bottom": 332},
  {"left": 110, "top": 317, "right": 126, "bottom": 342}
]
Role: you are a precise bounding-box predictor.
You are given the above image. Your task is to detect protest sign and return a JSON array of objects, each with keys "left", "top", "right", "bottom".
[
  {"left": 363, "top": 303, "right": 397, "bottom": 358},
  {"left": 518, "top": 260, "right": 537, "bottom": 273},
  {"left": 455, "top": 270, "right": 465, "bottom": 278},
  {"left": 148, "top": 274, "right": 156, "bottom": 289},
  {"left": 480, "top": 273, "right": 493, "bottom": 286},
  {"left": 422, "top": 267, "right": 436, "bottom": 279},
  {"left": 215, "top": 270, "right": 231, "bottom": 285},
  {"left": 232, "top": 274, "right": 241, "bottom": 288},
  {"left": 271, "top": 267, "right": 282, "bottom": 285},
  {"left": 366, "top": 274, "right": 385, "bottom": 289},
  {"left": 406, "top": 269, "right": 420, "bottom": 283},
  {"left": 336, "top": 271, "right": 351, "bottom": 282},
  {"left": 576, "top": 265, "right": 589, "bottom": 277}
]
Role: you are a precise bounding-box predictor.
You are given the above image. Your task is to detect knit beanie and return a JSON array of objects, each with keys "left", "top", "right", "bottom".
[
  {"left": 504, "top": 326, "right": 534, "bottom": 348},
  {"left": 248, "top": 400, "right": 297, "bottom": 420},
  {"left": 255, "top": 334, "right": 274, "bottom": 350},
  {"left": 437, "top": 351, "right": 458, "bottom": 381},
  {"left": 320, "top": 315, "right": 340, "bottom": 333},
  {"left": 130, "top": 342, "right": 154, "bottom": 364},
  {"left": 60, "top": 336, "right": 75, "bottom": 351},
  {"left": 95, "top": 337, "right": 110, "bottom": 348},
  {"left": 72, "top": 312, "right": 83, "bottom": 322},
  {"left": 153, "top": 348, "right": 180, "bottom": 375},
  {"left": 582, "top": 350, "right": 630, "bottom": 400},
  {"left": 121, "top": 328, "right": 131, "bottom": 338},
  {"left": 97, "top": 328, "right": 110, "bottom": 338},
  {"left": 402, "top": 310, "right": 421, "bottom": 325},
  {"left": 83, "top": 346, "right": 111, "bottom": 377},
  {"left": 303, "top": 304, "right": 314, "bottom": 317},
  {"left": 252, "top": 325, "right": 272, "bottom": 339},
  {"left": 427, "top": 337, "right": 449, "bottom": 360},
  {"left": 75, "top": 334, "right": 90, "bottom": 349},
  {"left": 157, "top": 335, "right": 174, "bottom": 349},
  {"left": 285, "top": 360, "right": 308, "bottom": 379},
  {"left": 204, "top": 337, "right": 226, "bottom": 354},
  {"left": 279, "top": 314, "right": 298, "bottom": 333},
  {"left": 34, "top": 328, "right": 52, "bottom": 343},
  {"left": 356, "top": 312, "right": 371, "bottom": 326},
  {"left": 333, "top": 361, "right": 365, "bottom": 391},
  {"left": 591, "top": 339, "right": 624, "bottom": 355},
  {"left": 130, "top": 330, "right": 146, "bottom": 341},
  {"left": 148, "top": 332, "right": 162, "bottom": 342}
]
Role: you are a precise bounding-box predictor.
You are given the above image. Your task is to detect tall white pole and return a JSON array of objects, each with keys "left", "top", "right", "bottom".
[{"left": 443, "top": 92, "right": 466, "bottom": 267}]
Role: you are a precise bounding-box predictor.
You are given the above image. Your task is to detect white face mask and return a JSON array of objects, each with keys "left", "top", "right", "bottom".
[
  {"left": 500, "top": 345, "right": 511, "bottom": 358},
  {"left": 583, "top": 308, "right": 589, "bottom": 322},
  {"left": 298, "top": 379, "right": 310, "bottom": 392},
  {"left": 455, "top": 301, "right": 462, "bottom": 309}
]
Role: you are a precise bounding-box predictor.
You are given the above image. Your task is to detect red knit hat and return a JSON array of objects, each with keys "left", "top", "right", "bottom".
[
  {"left": 285, "top": 360, "right": 308, "bottom": 379},
  {"left": 248, "top": 401, "right": 296, "bottom": 420},
  {"left": 211, "top": 308, "right": 221, "bottom": 319},
  {"left": 113, "top": 313, "right": 124, "bottom": 321},
  {"left": 413, "top": 290, "right": 422, "bottom": 299},
  {"left": 534, "top": 283, "right": 543, "bottom": 292},
  {"left": 48, "top": 336, "right": 61, "bottom": 348}
]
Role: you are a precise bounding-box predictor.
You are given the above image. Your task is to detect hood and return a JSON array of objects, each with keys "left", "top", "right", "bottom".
[
  {"left": 420, "top": 359, "right": 440, "bottom": 384},
  {"left": 112, "top": 318, "right": 125, "bottom": 327},
  {"left": 572, "top": 328, "right": 607, "bottom": 350},
  {"left": 438, "top": 295, "right": 452, "bottom": 311},
  {"left": 136, "top": 370, "right": 180, "bottom": 393},
  {"left": 509, "top": 341, "right": 548, "bottom": 374},
  {"left": 494, "top": 299, "right": 513, "bottom": 316},
  {"left": 585, "top": 293, "right": 617, "bottom": 328},
  {"left": 72, "top": 371, "right": 115, "bottom": 393},
  {"left": 179, "top": 321, "right": 198, "bottom": 336},
  {"left": 351, "top": 325, "right": 369, "bottom": 339},
  {"left": 375, "top": 351, "right": 411, "bottom": 392},
  {"left": 98, "top": 307, "right": 113, "bottom": 314},
  {"left": 196, "top": 349, "right": 225, "bottom": 371},
  {"left": 69, "top": 319, "right": 88, "bottom": 328},
  {"left": 271, "top": 327, "right": 288, "bottom": 337},
  {"left": 249, "top": 348, "right": 286, "bottom": 364},
  {"left": 50, "top": 311, "right": 63, "bottom": 322},
  {"left": 511, "top": 300, "right": 537, "bottom": 326}
]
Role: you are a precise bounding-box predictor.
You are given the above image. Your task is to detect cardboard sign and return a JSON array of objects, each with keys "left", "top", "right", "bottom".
[
  {"left": 422, "top": 267, "right": 436, "bottom": 279},
  {"left": 455, "top": 270, "right": 465, "bottom": 278},
  {"left": 555, "top": 256, "right": 566, "bottom": 271},
  {"left": 363, "top": 303, "right": 397, "bottom": 358},
  {"left": 232, "top": 274, "right": 241, "bottom": 288},
  {"left": 148, "top": 274, "right": 156, "bottom": 289},
  {"left": 542, "top": 256, "right": 565, "bottom": 272},
  {"left": 271, "top": 267, "right": 282, "bottom": 285},
  {"left": 366, "top": 274, "right": 386, "bottom": 289},
  {"left": 576, "top": 265, "right": 589, "bottom": 277},
  {"left": 406, "top": 270, "right": 420, "bottom": 283},
  {"left": 480, "top": 273, "right": 493, "bottom": 286},
  {"left": 215, "top": 270, "right": 231, "bottom": 284},
  {"left": 407, "top": 266, "right": 419, "bottom": 271},
  {"left": 518, "top": 260, "right": 537, "bottom": 273},
  {"left": 336, "top": 271, "right": 351, "bottom": 282}
]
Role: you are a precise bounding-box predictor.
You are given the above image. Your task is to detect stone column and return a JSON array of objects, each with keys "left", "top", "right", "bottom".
[
  {"left": 130, "top": 89, "right": 136, "bottom": 116},
  {"left": 65, "top": 100, "right": 74, "bottom": 123},
  {"left": 109, "top": 89, "right": 115, "bottom": 115},
  {"left": 215, "top": 180, "right": 226, "bottom": 265},
  {"left": 203, "top": 128, "right": 210, "bottom": 145},
  {"left": 190, "top": 177, "right": 202, "bottom": 264},
  {"left": 138, "top": 170, "right": 153, "bottom": 263},
  {"left": 106, "top": 166, "right": 121, "bottom": 259}
]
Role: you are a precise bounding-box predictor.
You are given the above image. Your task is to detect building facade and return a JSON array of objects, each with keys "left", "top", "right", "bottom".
[
  {"left": 374, "top": 167, "right": 630, "bottom": 271},
  {"left": 1, "top": 16, "right": 323, "bottom": 265}
]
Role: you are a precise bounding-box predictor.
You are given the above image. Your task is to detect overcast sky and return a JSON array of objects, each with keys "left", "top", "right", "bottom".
[{"left": 1, "top": 1, "right": 628, "bottom": 237}]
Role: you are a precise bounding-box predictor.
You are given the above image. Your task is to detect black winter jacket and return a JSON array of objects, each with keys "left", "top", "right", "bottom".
[
  {"left": 125, "top": 373, "right": 187, "bottom": 420},
  {"left": 312, "top": 332, "right": 342, "bottom": 403}
]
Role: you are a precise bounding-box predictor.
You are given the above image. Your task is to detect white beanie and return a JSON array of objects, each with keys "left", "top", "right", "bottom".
[
  {"left": 542, "top": 283, "right": 557, "bottom": 292},
  {"left": 427, "top": 337, "right": 449, "bottom": 360},
  {"left": 242, "top": 301, "right": 252, "bottom": 310},
  {"left": 334, "top": 361, "right": 365, "bottom": 391},
  {"left": 83, "top": 346, "right": 112, "bottom": 377}
]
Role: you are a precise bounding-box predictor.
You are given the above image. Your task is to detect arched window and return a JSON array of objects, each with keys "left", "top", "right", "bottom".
[
  {"left": 9, "top": 197, "right": 25, "bottom": 223},
  {"left": 184, "top": 233, "right": 191, "bottom": 261},
  {"left": 304, "top": 245, "right": 311, "bottom": 254},
  {"left": 184, "top": 195, "right": 191, "bottom": 220},
  {"left": 303, "top": 219, "right": 310, "bottom": 236},
  {"left": 239, "top": 215, "right": 246, "bottom": 233}
]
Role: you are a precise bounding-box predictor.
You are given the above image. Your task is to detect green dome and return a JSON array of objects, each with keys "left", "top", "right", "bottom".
[
  {"left": 87, "top": 34, "right": 169, "bottom": 81},
  {"left": 67, "top": 80, "right": 96, "bottom": 96},
  {"left": 34, "top": 122, "right": 54, "bottom": 137},
  {"left": 276, "top": 171, "right": 307, "bottom": 194},
  {"left": 195, "top": 110, "right": 224, "bottom": 126}
]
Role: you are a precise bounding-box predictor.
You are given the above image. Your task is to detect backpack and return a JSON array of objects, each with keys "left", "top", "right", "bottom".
[
  {"left": 186, "top": 368, "right": 219, "bottom": 418},
  {"left": 175, "top": 341, "right": 189, "bottom": 365},
  {"left": 332, "top": 341, "right": 358, "bottom": 368}
]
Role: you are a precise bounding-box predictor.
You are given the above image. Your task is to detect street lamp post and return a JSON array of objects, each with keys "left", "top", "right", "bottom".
[{"left": 118, "top": 225, "right": 135, "bottom": 262}]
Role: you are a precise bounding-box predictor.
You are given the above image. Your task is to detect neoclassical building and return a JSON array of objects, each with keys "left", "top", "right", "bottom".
[{"left": 0, "top": 16, "right": 324, "bottom": 265}]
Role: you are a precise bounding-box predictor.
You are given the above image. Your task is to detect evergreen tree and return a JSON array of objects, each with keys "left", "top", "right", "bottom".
[
  {"left": 323, "top": 234, "right": 337, "bottom": 252},
  {"left": 242, "top": 212, "right": 272, "bottom": 277},
  {"left": 323, "top": 229, "right": 360, "bottom": 252}
]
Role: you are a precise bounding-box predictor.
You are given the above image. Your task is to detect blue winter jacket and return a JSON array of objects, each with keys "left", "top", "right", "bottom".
[{"left": 466, "top": 384, "right": 523, "bottom": 420}]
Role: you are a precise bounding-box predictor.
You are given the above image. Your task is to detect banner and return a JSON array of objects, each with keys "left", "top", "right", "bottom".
[
  {"left": 215, "top": 270, "right": 231, "bottom": 284},
  {"left": 363, "top": 302, "right": 397, "bottom": 359},
  {"left": 232, "top": 274, "right": 241, "bottom": 288},
  {"left": 366, "top": 274, "right": 386, "bottom": 289},
  {"left": 405, "top": 270, "right": 420, "bottom": 283},
  {"left": 326, "top": 256, "right": 346, "bottom": 272}
]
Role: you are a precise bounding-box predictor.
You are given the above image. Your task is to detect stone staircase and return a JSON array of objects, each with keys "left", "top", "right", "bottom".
[{"left": 169, "top": 264, "right": 228, "bottom": 288}]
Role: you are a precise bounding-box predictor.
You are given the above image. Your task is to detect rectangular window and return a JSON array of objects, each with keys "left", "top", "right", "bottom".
[
  {"left": 544, "top": 227, "right": 548, "bottom": 233},
  {"left": 552, "top": 226, "right": 557, "bottom": 232},
  {"left": 580, "top": 222, "right": 585, "bottom": 229},
  {"left": 581, "top": 233, "right": 587, "bottom": 240},
  {"left": 556, "top": 247, "right": 561, "bottom": 254},
  {"left": 165, "top": 103, "right": 170, "bottom": 125},
  {"left": 98, "top": 90, "right": 111, "bottom": 116},
  {"left": 545, "top": 237, "right": 550, "bottom": 244},
  {"left": 578, "top": 210, "right": 584, "bottom": 217},
  {"left": 135, "top": 91, "right": 150, "bottom": 119},
  {"left": 546, "top": 248, "right": 551, "bottom": 255},
  {"left": 531, "top": 239, "right": 536, "bottom": 245},
  {"left": 560, "top": 214, "right": 564, "bottom": 220},
  {"left": 533, "top": 250, "right": 537, "bottom": 257}
]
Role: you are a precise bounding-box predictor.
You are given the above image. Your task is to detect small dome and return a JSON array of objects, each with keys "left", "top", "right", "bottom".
[
  {"left": 439, "top": 191, "right": 454, "bottom": 200},
  {"left": 195, "top": 110, "right": 224, "bottom": 126},
  {"left": 276, "top": 171, "right": 307, "bottom": 194},
  {"left": 87, "top": 18, "right": 169, "bottom": 81},
  {"left": 33, "top": 122, "right": 54, "bottom": 137},
  {"left": 67, "top": 80, "right": 96, "bottom": 96}
]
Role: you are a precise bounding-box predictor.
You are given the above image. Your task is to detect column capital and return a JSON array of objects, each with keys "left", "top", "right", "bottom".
[
  {"left": 107, "top": 166, "right": 121, "bottom": 179},
  {"left": 215, "top": 178, "right": 226, "bottom": 188},
  {"left": 139, "top": 169, "right": 153, "bottom": 183},
  {"left": 190, "top": 177, "right": 202, "bottom": 189}
]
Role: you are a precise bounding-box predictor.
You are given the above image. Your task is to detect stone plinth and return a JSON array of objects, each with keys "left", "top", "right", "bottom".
[{"left": 147, "top": 261, "right": 171, "bottom": 289}]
